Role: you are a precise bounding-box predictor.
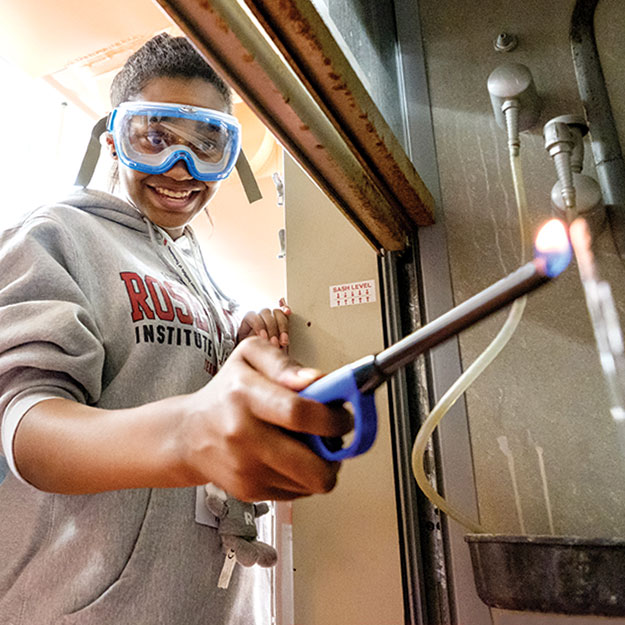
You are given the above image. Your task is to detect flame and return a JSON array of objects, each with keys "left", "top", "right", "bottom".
[
  {"left": 535, "top": 219, "right": 569, "bottom": 253},
  {"left": 534, "top": 218, "right": 572, "bottom": 277}
]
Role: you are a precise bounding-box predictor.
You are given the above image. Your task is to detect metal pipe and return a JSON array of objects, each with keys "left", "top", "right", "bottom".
[
  {"left": 570, "top": 0, "right": 625, "bottom": 253},
  {"left": 373, "top": 259, "right": 551, "bottom": 380},
  {"left": 379, "top": 251, "right": 431, "bottom": 625}
]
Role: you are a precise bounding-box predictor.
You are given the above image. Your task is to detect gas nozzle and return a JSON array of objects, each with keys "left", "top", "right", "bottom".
[
  {"left": 487, "top": 62, "right": 541, "bottom": 155},
  {"left": 544, "top": 115, "right": 594, "bottom": 218}
]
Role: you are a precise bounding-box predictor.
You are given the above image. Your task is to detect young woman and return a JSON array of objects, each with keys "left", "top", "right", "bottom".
[{"left": 0, "top": 33, "right": 350, "bottom": 624}]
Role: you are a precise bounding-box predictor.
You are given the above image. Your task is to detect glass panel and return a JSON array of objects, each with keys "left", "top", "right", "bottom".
[{"left": 310, "top": 0, "right": 405, "bottom": 145}]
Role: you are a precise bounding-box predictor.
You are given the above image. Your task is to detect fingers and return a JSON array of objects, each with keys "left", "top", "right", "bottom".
[
  {"left": 188, "top": 344, "right": 345, "bottom": 500},
  {"left": 232, "top": 338, "right": 351, "bottom": 437},
  {"left": 187, "top": 332, "right": 352, "bottom": 502},
  {"left": 212, "top": 419, "right": 342, "bottom": 501},
  {"left": 254, "top": 307, "right": 290, "bottom": 348},
  {"left": 257, "top": 308, "right": 281, "bottom": 347},
  {"left": 250, "top": 432, "right": 341, "bottom": 500},
  {"left": 273, "top": 306, "right": 290, "bottom": 346},
  {"left": 235, "top": 335, "right": 315, "bottom": 391},
  {"left": 237, "top": 299, "right": 291, "bottom": 347}
]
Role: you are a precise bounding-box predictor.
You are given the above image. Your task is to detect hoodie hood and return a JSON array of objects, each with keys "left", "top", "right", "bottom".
[
  {"left": 58, "top": 188, "right": 149, "bottom": 234},
  {"left": 55, "top": 188, "right": 237, "bottom": 313}
]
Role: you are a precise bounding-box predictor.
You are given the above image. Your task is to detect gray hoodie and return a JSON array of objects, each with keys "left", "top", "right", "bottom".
[{"left": 0, "top": 190, "right": 263, "bottom": 624}]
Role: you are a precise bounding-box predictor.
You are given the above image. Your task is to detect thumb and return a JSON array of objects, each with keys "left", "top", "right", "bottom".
[{"left": 237, "top": 336, "right": 323, "bottom": 391}]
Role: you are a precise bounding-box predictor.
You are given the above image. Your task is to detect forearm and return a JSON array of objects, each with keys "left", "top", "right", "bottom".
[
  {"left": 11, "top": 339, "right": 352, "bottom": 501},
  {"left": 13, "top": 396, "right": 199, "bottom": 494}
]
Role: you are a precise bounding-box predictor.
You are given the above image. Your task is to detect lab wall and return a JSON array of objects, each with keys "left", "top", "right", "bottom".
[
  {"left": 417, "top": 0, "right": 625, "bottom": 622},
  {"left": 281, "top": 1, "right": 625, "bottom": 622},
  {"left": 419, "top": 0, "right": 625, "bottom": 540}
]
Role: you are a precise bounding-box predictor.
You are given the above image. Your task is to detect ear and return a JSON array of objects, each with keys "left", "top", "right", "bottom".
[{"left": 105, "top": 133, "right": 118, "bottom": 159}]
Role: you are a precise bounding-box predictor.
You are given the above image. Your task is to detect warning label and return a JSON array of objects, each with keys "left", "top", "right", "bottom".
[{"left": 329, "top": 279, "right": 376, "bottom": 308}]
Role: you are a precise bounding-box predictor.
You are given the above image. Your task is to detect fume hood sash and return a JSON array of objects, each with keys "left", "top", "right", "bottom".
[{"left": 155, "top": 0, "right": 435, "bottom": 252}]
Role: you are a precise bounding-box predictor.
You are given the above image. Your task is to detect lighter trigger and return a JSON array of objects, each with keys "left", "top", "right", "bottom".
[{"left": 299, "top": 362, "right": 379, "bottom": 461}]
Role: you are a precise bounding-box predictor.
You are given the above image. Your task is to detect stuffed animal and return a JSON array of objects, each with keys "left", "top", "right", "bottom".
[{"left": 204, "top": 483, "right": 278, "bottom": 570}]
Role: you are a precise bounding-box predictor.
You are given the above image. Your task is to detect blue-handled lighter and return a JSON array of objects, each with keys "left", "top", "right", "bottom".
[
  {"left": 299, "top": 229, "right": 572, "bottom": 461},
  {"left": 299, "top": 355, "right": 384, "bottom": 461}
]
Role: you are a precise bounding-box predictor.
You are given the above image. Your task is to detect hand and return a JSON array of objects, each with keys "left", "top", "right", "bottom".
[
  {"left": 180, "top": 337, "right": 352, "bottom": 501},
  {"left": 237, "top": 298, "right": 291, "bottom": 348}
]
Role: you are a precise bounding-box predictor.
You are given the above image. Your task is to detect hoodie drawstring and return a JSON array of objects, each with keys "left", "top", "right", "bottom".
[{"left": 146, "top": 221, "right": 236, "bottom": 368}]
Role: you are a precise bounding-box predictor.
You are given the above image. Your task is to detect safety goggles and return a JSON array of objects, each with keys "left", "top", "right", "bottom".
[{"left": 107, "top": 101, "right": 242, "bottom": 181}]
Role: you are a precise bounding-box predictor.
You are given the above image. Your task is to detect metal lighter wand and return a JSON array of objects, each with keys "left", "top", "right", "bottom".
[{"left": 300, "top": 219, "right": 572, "bottom": 461}]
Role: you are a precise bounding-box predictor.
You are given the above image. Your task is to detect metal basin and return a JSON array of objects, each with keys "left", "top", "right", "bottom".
[{"left": 465, "top": 533, "right": 625, "bottom": 616}]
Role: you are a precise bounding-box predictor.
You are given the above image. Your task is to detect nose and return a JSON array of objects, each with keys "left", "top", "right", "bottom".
[{"left": 163, "top": 157, "right": 194, "bottom": 181}]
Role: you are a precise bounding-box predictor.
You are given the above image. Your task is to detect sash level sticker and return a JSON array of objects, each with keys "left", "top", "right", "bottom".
[{"left": 329, "top": 279, "right": 376, "bottom": 308}]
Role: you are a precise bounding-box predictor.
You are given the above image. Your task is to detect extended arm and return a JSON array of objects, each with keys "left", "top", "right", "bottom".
[{"left": 13, "top": 338, "right": 350, "bottom": 501}]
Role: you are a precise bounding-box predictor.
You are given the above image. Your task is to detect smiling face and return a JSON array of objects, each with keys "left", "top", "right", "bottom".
[{"left": 111, "top": 76, "right": 230, "bottom": 238}]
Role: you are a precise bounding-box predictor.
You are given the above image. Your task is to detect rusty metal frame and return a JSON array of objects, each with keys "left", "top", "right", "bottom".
[
  {"left": 242, "top": 0, "right": 434, "bottom": 227},
  {"left": 154, "top": 0, "right": 434, "bottom": 251}
]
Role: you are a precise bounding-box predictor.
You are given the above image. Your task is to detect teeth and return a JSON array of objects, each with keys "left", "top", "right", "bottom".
[{"left": 154, "top": 187, "right": 194, "bottom": 199}]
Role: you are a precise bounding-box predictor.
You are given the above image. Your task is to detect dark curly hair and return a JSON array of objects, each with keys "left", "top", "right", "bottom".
[{"left": 110, "top": 32, "right": 233, "bottom": 112}]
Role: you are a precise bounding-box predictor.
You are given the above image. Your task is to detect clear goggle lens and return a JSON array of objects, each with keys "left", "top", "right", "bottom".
[{"left": 108, "top": 102, "right": 241, "bottom": 181}]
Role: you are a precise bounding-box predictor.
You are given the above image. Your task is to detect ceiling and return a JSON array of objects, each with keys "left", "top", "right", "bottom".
[
  {"left": 0, "top": 0, "right": 280, "bottom": 174},
  {"left": 0, "top": 0, "right": 172, "bottom": 79},
  {"left": 1, "top": 1, "right": 180, "bottom": 118}
]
